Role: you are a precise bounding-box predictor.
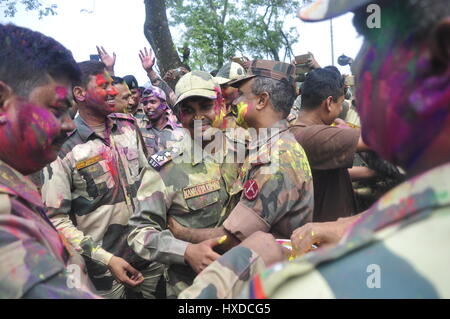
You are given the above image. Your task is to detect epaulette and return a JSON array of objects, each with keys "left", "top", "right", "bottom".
[
  {"left": 148, "top": 146, "right": 183, "bottom": 171},
  {"left": 109, "top": 113, "right": 136, "bottom": 123}
]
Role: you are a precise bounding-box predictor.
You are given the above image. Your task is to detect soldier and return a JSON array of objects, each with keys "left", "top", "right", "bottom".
[
  {"left": 214, "top": 61, "right": 247, "bottom": 129},
  {"left": 0, "top": 24, "right": 96, "bottom": 298},
  {"left": 112, "top": 76, "right": 133, "bottom": 114},
  {"left": 136, "top": 86, "right": 186, "bottom": 156},
  {"left": 168, "top": 60, "right": 314, "bottom": 255},
  {"left": 180, "top": 0, "right": 450, "bottom": 298},
  {"left": 127, "top": 70, "right": 244, "bottom": 298},
  {"left": 40, "top": 61, "right": 164, "bottom": 299}
]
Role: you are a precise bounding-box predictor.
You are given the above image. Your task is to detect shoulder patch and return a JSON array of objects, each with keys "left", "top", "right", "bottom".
[
  {"left": 149, "top": 149, "right": 175, "bottom": 171},
  {"left": 109, "top": 113, "right": 136, "bottom": 123}
]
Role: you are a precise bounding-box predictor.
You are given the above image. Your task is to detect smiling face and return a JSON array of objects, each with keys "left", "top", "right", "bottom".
[
  {"left": 179, "top": 96, "right": 220, "bottom": 139},
  {"left": 113, "top": 82, "right": 132, "bottom": 113},
  {"left": 0, "top": 76, "right": 75, "bottom": 174},
  {"left": 142, "top": 94, "right": 166, "bottom": 121},
  {"left": 84, "top": 72, "right": 118, "bottom": 116}
]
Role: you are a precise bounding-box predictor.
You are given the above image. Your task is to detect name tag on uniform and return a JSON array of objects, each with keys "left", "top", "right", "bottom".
[
  {"left": 75, "top": 155, "right": 103, "bottom": 170},
  {"left": 183, "top": 180, "right": 221, "bottom": 199}
]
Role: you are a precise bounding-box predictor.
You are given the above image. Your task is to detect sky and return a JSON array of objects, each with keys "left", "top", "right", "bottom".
[{"left": 1, "top": 0, "right": 363, "bottom": 85}]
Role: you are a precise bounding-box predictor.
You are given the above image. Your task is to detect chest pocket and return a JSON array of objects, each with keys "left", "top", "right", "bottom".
[
  {"left": 76, "top": 157, "right": 112, "bottom": 198},
  {"left": 183, "top": 179, "right": 221, "bottom": 211},
  {"left": 126, "top": 148, "right": 140, "bottom": 178},
  {"left": 185, "top": 191, "right": 220, "bottom": 211}
]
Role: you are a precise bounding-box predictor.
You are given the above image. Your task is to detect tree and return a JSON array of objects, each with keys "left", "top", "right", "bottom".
[
  {"left": 1, "top": 0, "right": 57, "bottom": 19},
  {"left": 143, "top": 0, "right": 185, "bottom": 77},
  {"left": 163, "top": 0, "right": 302, "bottom": 71}
]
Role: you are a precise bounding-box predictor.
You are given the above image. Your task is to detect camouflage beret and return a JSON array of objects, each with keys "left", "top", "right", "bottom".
[
  {"left": 298, "top": 0, "right": 372, "bottom": 22},
  {"left": 141, "top": 86, "right": 167, "bottom": 102},
  {"left": 230, "top": 60, "right": 296, "bottom": 90},
  {"left": 175, "top": 70, "right": 220, "bottom": 106},
  {"left": 215, "top": 62, "right": 247, "bottom": 85}
]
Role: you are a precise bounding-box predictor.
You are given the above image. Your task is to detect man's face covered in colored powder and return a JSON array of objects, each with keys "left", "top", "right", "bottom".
[
  {"left": 142, "top": 93, "right": 166, "bottom": 121},
  {"left": 233, "top": 78, "right": 258, "bottom": 129},
  {"left": 85, "top": 72, "right": 118, "bottom": 116},
  {"left": 179, "top": 87, "right": 227, "bottom": 139},
  {"left": 0, "top": 77, "right": 75, "bottom": 175},
  {"left": 352, "top": 7, "right": 450, "bottom": 170}
]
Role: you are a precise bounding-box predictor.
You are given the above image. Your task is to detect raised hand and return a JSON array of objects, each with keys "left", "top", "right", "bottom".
[
  {"left": 96, "top": 45, "right": 116, "bottom": 75},
  {"left": 139, "top": 47, "right": 156, "bottom": 73}
]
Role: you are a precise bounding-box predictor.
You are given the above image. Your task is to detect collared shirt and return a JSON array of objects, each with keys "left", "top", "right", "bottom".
[
  {"left": 180, "top": 162, "right": 450, "bottom": 299},
  {"left": 222, "top": 119, "right": 314, "bottom": 241},
  {"left": 128, "top": 133, "right": 244, "bottom": 266},
  {"left": 136, "top": 115, "right": 186, "bottom": 157},
  {"left": 0, "top": 160, "right": 96, "bottom": 298},
  {"left": 41, "top": 113, "right": 149, "bottom": 277}
]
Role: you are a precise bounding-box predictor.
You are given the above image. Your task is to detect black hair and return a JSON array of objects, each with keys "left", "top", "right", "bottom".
[
  {"left": 0, "top": 23, "right": 80, "bottom": 98},
  {"left": 300, "top": 68, "right": 345, "bottom": 110},
  {"left": 251, "top": 77, "right": 296, "bottom": 118},
  {"left": 123, "top": 75, "right": 139, "bottom": 90},
  {"left": 76, "top": 61, "right": 106, "bottom": 88},
  {"left": 112, "top": 76, "right": 125, "bottom": 86}
]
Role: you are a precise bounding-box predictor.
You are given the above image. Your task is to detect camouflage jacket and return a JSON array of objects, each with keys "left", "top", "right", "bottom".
[
  {"left": 180, "top": 162, "right": 450, "bottom": 298},
  {"left": 222, "top": 119, "right": 314, "bottom": 241},
  {"left": 41, "top": 113, "right": 149, "bottom": 274},
  {"left": 0, "top": 160, "right": 97, "bottom": 298},
  {"left": 287, "top": 96, "right": 302, "bottom": 126},
  {"left": 136, "top": 115, "right": 186, "bottom": 157},
  {"left": 128, "top": 133, "right": 244, "bottom": 266}
]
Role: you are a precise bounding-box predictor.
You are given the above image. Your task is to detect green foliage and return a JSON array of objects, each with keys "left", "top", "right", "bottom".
[
  {"left": 167, "top": 0, "right": 303, "bottom": 71},
  {"left": 1, "top": 0, "right": 57, "bottom": 19}
]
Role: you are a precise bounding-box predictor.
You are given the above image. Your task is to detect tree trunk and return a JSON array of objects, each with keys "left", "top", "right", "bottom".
[{"left": 144, "top": 0, "right": 184, "bottom": 76}]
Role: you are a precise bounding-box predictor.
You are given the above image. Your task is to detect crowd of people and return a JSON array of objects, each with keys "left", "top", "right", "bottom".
[{"left": 0, "top": 0, "right": 449, "bottom": 299}]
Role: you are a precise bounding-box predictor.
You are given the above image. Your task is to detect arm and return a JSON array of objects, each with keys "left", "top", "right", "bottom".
[
  {"left": 97, "top": 45, "right": 116, "bottom": 76},
  {"left": 139, "top": 47, "right": 177, "bottom": 106},
  {"left": 167, "top": 217, "right": 241, "bottom": 253},
  {"left": 0, "top": 213, "right": 98, "bottom": 299},
  {"left": 179, "top": 232, "right": 285, "bottom": 299},
  {"left": 41, "top": 156, "right": 114, "bottom": 266},
  {"left": 348, "top": 166, "right": 377, "bottom": 181},
  {"left": 356, "top": 136, "right": 371, "bottom": 152}
]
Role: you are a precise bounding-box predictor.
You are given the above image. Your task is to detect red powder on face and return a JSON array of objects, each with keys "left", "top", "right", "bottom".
[
  {"left": 95, "top": 74, "right": 108, "bottom": 87},
  {"left": 55, "top": 86, "right": 68, "bottom": 100}
]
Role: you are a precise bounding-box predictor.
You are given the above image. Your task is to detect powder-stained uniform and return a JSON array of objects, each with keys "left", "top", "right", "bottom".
[
  {"left": 180, "top": 163, "right": 450, "bottom": 299},
  {"left": 136, "top": 115, "right": 186, "bottom": 157},
  {"left": 0, "top": 160, "right": 97, "bottom": 298},
  {"left": 40, "top": 113, "right": 163, "bottom": 298},
  {"left": 128, "top": 134, "right": 244, "bottom": 298},
  {"left": 222, "top": 119, "right": 314, "bottom": 241}
]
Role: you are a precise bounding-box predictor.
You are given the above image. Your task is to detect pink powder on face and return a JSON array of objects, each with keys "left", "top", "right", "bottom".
[{"left": 55, "top": 86, "right": 68, "bottom": 100}]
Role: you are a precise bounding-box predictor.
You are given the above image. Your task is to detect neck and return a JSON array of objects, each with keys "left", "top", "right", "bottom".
[
  {"left": 79, "top": 105, "right": 107, "bottom": 126},
  {"left": 253, "top": 110, "right": 283, "bottom": 130},
  {"left": 151, "top": 113, "right": 169, "bottom": 130},
  {"left": 297, "top": 109, "right": 327, "bottom": 125}
]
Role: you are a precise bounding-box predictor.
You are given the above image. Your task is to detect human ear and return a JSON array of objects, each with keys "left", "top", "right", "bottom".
[
  {"left": 72, "top": 86, "right": 86, "bottom": 103},
  {"left": 430, "top": 17, "right": 450, "bottom": 70},
  {"left": 325, "top": 96, "right": 334, "bottom": 113},
  {"left": 256, "top": 92, "right": 270, "bottom": 110}
]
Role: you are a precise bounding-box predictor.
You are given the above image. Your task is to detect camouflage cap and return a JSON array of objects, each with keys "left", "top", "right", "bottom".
[
  {"left": 230, "top": 60, "right": 296, "bottom": 90},
  {"left": 141, "top": 86, "right": 167, "bottom": 102},
  {"left": 175, "top": 70, "right": 220, "bottom": 106},
  {"left": 298, "top": 0, "right": 372, "bottom": 22},
  {"left": 215, "top": 62, "right": 247, "bottom": 86}
]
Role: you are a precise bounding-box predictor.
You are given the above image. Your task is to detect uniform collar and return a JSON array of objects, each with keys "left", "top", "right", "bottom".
[
  {"left": 144, "top": 116, "right": 181, "bottom": 131},
  {"left": 75, "top": 115, "right": 117, "bottom": 143},
  {"left": 249, "top": 119, "right": 290, "bottom": 150},
  {"left": 0, "top": 160, "right": 44, "bottom": 209}
]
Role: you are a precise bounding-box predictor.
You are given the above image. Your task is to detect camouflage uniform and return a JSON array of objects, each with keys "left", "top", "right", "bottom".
[
  {"left": 0, "top": 160, "right": 97, "bottom": 298},
  {"left": 180, "top": 162, "right": 450, "bottom": 299},
  {"left": 223, "top": 60, "right": 314, "bottom": 241},
  {"left": 40, "top": 113, "right": 164, "bottom": 298},
  {"left": 136, "top": 115, "right": 186, "bottom": 157},
  {"left": 128, "top": 71, "right": 244, "bottom": 298},
  {"left": 128, "top": 134, "right": 243, "bottom": 298},
  {"left": 287, "top": 95, "right": 302, "bottom": 126},
  {"left": 221, "top": 120, "right": 313, "bottom": 240}
]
